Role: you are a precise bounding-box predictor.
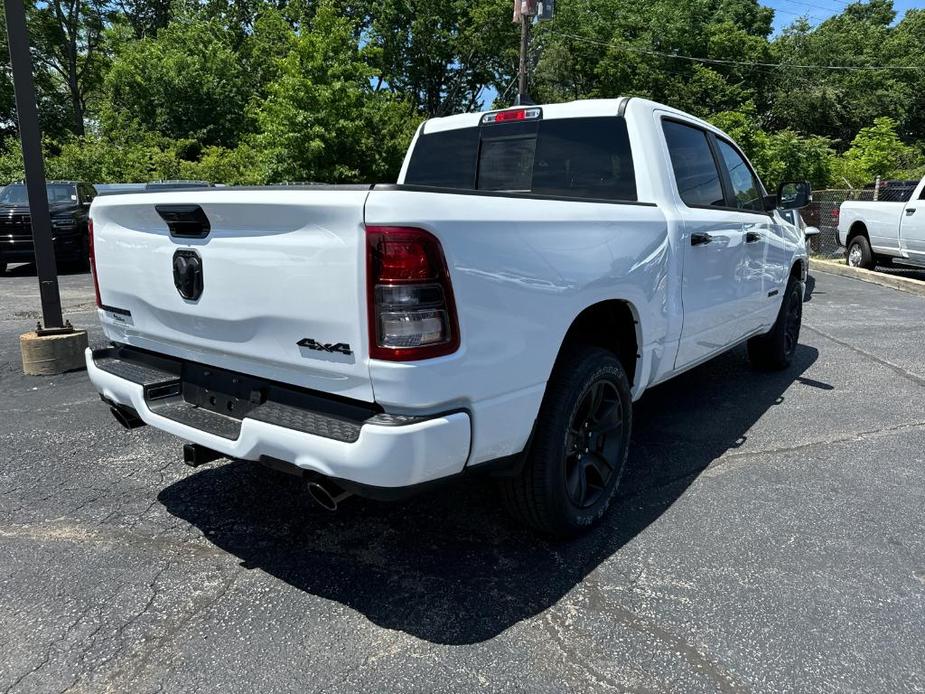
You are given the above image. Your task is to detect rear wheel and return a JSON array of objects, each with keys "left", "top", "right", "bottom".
[
  {"left": 748, "top": 275, "right": 803, "bottom": 370},
  {"left": 500, "top": 345, "right": 632, "bottom": 536},
  {"left": 846, "top": 235, "right": 875, "bottom": 269}
]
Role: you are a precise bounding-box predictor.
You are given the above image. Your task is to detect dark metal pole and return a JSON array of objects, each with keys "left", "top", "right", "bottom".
[
  {"left": 516, "top": 14, "right": 532, "bottom": 106},
  {"left": 3, "top": 0, "right": 64, "bottom": 328}
]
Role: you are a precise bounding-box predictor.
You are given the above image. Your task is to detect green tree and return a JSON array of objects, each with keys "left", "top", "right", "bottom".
[
  {"left": 178, "top": 144, "right": 265, "bottom": 185},
  {"left": 116, "top": 0, "right": 172, "bottom": 37},
  {"left": 529, "top": 0, "right": 774, "bottom": 117},
  {"left": 252, "top": 1, "right": 418, "bottom": 182},
  {"left": 27, "top": 0, "right": 113, "bottom": 135},
  {"left": 712, "top": 105, "right": 835, "bottom": 188},
  {"left": 835, "top": 116, "right": 923, "bottom": 186},
  {"left": 768, "top": 1, "right": 910, "bottom": 147},
  {"left": 101, "top": 17, "right": 250, "bottom": 147},
  {"left": 363, "top": 0, "right": 517, "bottom": 116}
]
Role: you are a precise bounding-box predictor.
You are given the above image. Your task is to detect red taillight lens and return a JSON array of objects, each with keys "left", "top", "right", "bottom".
[
  {"left": 377, "top": 237, "right": 435, "bottom": 281},
  {"left": 88, "top": 217, "right": 101, "bottom": 308},
  {"left": 496, "top": 109, "right": 528, "bottom": 122},
  {"left": 366, "top": 226, "right": 460, "bottom": 361}
]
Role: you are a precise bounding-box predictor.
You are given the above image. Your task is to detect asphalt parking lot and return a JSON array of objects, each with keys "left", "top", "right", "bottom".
[{"left": 1, "top": 263, "right": 924, "bottom": 693}]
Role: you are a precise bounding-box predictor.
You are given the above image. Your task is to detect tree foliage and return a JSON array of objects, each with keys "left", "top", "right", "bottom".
[
  {"left": 0, "top": 0, "right": 924, "bottom": 187},
  {"left": 252, "top": 2, "right": 418, "bottom": 182},
  {"left": 711, "top": 105, "right": 835, "bottom": 188},
  {"left": 834, "top": 116, "right": 924, "bottom": 186},
  {"left": 101, "top": 17, "right": 251, "bottom": 147}
]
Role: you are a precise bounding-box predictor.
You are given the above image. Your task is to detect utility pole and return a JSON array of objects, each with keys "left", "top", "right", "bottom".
[
  {"left": 5, "top": 0, "right": 88, "bottom": 375},
  {"left": 3, "top": 0, "right": 63, "bottom": 329},
  {"left": 516, "top": 10, "right": 532, "bottom": 105},
  {"left": 514, "top": 0, "right": 537, "bottom": 105}
]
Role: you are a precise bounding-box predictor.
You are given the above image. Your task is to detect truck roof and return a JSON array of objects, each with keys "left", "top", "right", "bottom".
[{"left": 421, "top": 97, "right": 719, "bottom": 135}]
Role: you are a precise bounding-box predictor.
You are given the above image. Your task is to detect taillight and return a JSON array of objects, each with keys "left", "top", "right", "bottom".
[
  {"left": 831, "top": 208, "right": 840, "bottom": 223},
  {"left": 88, "top": 217, "right": 101, "bottom": 308},
  {"left": 366, "top": 226, "right": 460, "bottom": 361}
]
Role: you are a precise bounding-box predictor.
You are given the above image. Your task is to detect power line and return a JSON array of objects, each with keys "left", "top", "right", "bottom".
[
  {"left": 543, "top": 30, "right": 925, "bottom": 71},
  {"left": 771, "top": 7, "right": 832, "bottom": 22},
  {"left": 772, "top": 0, "right": 848, "bottom": 15}
]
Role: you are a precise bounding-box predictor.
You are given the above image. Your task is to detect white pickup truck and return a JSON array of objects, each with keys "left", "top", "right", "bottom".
[
  {"left": 85, "top": 98, "right": 810, "bottom": 535},
  {"left": 838, "top": 176, "right": 925, "bottom": 269}
]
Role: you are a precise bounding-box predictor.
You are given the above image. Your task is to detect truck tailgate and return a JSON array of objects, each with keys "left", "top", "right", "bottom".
[{"left": 90, "top": 188, "right": 374, "bottom": 402}]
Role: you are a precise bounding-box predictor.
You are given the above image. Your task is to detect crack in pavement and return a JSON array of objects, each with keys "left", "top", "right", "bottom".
[
  {"left": 103, "top": 572, "right": 239, "bottom": 693},
  {"left": 802, "top": 323, "right": 925, "bottom": 387},
  {"left": 717, "top": 419, "right": 925, "bottom": 462},
  {"left": 62, "top": 562, "right": 175, "bottom": 694},
  {"left": 2, "top": 599, "right": 99, "bottom": 694}
]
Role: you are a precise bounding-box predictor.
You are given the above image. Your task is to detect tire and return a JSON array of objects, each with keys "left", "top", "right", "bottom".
[
  {"left": 747, "top": 275, "right": 804, "bottom": 371},
  {"left": 846, "top": 235, "right": 875, "bottom": 269},
  {"left": 0, "top": 261, "right": 6, "bottom": 275},
  {"left": 500, "top": 345, "right": 632, "bottom": 537}
]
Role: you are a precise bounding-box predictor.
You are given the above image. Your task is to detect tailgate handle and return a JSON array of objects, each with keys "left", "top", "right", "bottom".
[{"left": 156, "top": 204, "right": 211, "bottom": 238}]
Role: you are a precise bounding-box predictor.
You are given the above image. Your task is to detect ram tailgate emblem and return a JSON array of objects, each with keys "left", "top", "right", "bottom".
[
  {"left": 172, "top": 250, "right": 203, "bottom": 301},
  {"left": 297, "top": 338, "right": 353, "bottom": 356}
]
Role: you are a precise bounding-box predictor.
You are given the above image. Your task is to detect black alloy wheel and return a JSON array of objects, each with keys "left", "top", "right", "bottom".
[{"left": 565, "top": 379, "right": 624, "bottom": 509}]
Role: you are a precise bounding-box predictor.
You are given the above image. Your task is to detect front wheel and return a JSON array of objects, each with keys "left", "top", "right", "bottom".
[
  {"left": 500, "top": 345, "right": 632, "bottom": 536},
  {"left": 748, "top": 275, "right": 804, "bottom": 370}
]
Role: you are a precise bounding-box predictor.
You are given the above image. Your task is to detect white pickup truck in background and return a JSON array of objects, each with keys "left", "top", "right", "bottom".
[
  {"left": 838, "top": 175, "right": 925, "bottom": 269},
  {"left": 85, "top": 97, "right": 811, "bottom": 535}
]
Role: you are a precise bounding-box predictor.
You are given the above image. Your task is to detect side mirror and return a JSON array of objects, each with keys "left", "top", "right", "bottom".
[
  {"left": 777, "top": 181, "right": 812, "bottom": 210},
  {"left": 804, "top": 226, "right": 820, "bottom": 238}
]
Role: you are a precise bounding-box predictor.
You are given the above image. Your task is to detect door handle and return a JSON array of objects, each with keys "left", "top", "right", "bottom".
[
  {"left": 906, "top": 208, "right": 916, "bottom": 216},
  {"left": 691, "top": 232, "right": 713, "bottom": 246},
  {"left": 744, "top": 231, "right": 762, "bottom": 243}
]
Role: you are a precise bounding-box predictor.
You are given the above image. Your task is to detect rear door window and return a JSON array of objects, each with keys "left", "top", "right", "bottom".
[
  {"left": 404, "top": 116, "right": 637, "bottom": 202},
  {"left": 661, "top": 120, "right": 725, "bottom": 208}
]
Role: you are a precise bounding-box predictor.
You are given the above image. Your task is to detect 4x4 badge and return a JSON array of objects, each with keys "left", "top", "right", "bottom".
[{"left": 297, "top": 338, "right": 352, "bottom": 356}]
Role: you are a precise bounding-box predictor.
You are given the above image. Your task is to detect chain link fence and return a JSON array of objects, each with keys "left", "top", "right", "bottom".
[{"left": 801, "top": 180, "right": 918, "bottom": 257}]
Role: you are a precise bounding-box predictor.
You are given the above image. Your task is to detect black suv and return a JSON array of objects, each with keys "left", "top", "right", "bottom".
[{"left": 0, "top": 180, "right": 96, "bottom": 274}]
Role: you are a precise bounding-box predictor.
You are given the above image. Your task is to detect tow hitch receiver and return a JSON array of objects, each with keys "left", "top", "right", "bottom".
[{"left": 183, "top": 443, "right": 224, "bottom": 468}]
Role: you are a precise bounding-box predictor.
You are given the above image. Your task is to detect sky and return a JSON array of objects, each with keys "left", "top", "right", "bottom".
[{"left": 766, "top": 0, "right": 919, "bottom": 33}]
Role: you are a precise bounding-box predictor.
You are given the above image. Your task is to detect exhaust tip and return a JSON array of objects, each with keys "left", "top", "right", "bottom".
[{"left": 307, "top": 480, "right": 351, "bottom": 511}]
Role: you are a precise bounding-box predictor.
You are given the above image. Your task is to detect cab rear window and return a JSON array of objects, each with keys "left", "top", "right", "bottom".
[{"left": 404, "top": 116, "right": 637, "bottom": 202}]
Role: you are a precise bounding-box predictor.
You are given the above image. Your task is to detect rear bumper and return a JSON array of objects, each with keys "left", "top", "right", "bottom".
[{"left": 85, "top": 347, "right": 471, "bottom": 490}]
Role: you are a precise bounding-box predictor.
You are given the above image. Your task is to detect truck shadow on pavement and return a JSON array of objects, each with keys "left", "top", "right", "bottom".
[{"left": 159, "top": 343, "right": 819, "bottom": 645}]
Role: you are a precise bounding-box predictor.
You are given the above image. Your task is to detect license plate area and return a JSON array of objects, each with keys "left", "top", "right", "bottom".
[{"left": 181, "top": 363, "right": 266, "bottom": 420}]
